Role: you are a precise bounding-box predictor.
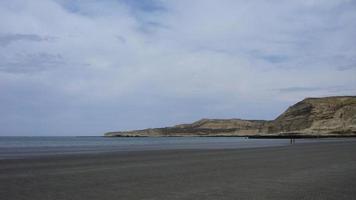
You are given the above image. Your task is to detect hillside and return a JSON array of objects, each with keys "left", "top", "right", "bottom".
[
  {"left": 267, "top": 96, "right": 356, "bottom": 136},
  {"left": 105, "top": 96, "right": 356, "bottom": 137}
]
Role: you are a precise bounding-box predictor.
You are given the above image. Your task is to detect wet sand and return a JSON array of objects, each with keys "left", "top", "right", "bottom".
[{"left": 1, "top": 140, "right": 356, "bottom": 200}]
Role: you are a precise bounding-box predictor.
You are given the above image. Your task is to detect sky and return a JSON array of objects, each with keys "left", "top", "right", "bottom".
[{"left": 0, "top": 0, "right": 356, "bottom": 136}]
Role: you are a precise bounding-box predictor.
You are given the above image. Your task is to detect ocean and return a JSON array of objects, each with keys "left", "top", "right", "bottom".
[{"left": 0, "top": 136, "right": 349, "bottom": 159}]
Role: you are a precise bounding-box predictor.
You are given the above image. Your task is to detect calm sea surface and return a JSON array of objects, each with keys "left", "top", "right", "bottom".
[{"left": 0, "top": 136, "right": 351, "bottom": 159}]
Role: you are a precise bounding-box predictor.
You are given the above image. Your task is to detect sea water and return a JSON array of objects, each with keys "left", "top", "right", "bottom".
[{"left": 0, "top": 136, "right": 349, "bottom": 159}]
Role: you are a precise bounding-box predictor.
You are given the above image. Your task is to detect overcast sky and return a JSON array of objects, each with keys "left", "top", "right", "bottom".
[{"left": 1, "top": 0, "right": 356, "bottom": 136}]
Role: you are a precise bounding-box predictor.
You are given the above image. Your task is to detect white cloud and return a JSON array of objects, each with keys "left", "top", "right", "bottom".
[{"left": 0, "top": 0, "right": 355, "bottom": 135}]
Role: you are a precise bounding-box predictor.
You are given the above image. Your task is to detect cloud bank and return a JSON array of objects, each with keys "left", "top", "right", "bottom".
[{"left": 0, "top": 0, "right": 355, "bottom": 135}]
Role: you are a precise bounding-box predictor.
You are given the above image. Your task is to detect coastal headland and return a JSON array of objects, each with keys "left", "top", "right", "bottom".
[{"left": 105, "top": 96, "right": 356, "bottom": 137}]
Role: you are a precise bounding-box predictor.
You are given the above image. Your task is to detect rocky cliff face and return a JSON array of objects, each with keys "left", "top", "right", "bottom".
[
  {"left": 105, "top": 96, "right": 356, "bottom": 137},
  {"left": 267, "top": 96, "right": 356, "bottom": 136}
]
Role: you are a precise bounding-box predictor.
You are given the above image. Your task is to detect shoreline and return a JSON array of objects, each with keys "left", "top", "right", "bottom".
[
  {"left": 104, "top": 134, "right": 356, "bottom": 138},
  {"left": 2, "top": 137, "right": 356, "bottom": 160},
  {"left": 1, "top": 140, "right": 356, "bottom": 199}
]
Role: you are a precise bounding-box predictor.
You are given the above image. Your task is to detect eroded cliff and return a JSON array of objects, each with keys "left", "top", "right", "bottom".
[{"left": 105, "top": 96, "right": 356, "bottom": 137}]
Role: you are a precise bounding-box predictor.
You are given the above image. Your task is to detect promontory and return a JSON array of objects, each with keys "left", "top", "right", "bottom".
[{"left": 105, "top": 96, "right": 356, "bottom": 137}]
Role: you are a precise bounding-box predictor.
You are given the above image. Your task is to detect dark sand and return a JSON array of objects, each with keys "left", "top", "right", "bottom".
[{"left": 1, "top": 140, "right": 356, "bottom": 200}]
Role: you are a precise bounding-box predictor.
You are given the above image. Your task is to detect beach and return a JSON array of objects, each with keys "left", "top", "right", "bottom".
[{"left": 1, "top": 140, "right": 355, "bottom": 200}]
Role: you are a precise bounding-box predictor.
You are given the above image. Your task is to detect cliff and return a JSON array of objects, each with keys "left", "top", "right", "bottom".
[
  {"left": 105, "top": 96, "right": 356, "bottom": 137},
  {"left": 267, "top": 96, "right": 356, "bottom": 136}
]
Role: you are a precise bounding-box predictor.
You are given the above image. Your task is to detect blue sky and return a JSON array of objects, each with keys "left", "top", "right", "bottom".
[{"left": 0, "top": 0, "right": 356, "bottom": 136}]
